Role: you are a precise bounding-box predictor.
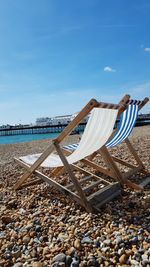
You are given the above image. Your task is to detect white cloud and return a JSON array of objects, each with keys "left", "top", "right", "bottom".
[
  {"left": 144, "top": 47, "right": 150, "bottom": 52},
  {"left": 104, "top": 66, "right": 116, "bottom": 72}
]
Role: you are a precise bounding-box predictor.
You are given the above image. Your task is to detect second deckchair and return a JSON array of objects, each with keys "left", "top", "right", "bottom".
[
  {"left": 64, "top": 95, "right": 149, "bottom": 190},
  {"left": 14, "top": 99, "right": 126, "bottom": 212}
]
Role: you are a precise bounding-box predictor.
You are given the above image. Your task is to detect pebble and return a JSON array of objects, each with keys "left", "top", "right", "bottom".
[
  {"left": 81, "top": 237, "right": 93, "bottom": 244},
  {"left": 74, "top": 239, "right": 82, "bottom": 250},
  {"left": 66, "top": 255, "right": 72, "bottom": 266},
  {"left": 0, "top": 131, "right": 150, "bottom": 266},
  {"left": 52, "top": 253, "right": 66, "bottom": 263},
  {"left": 1, "top": 215, "right": 13, "bottom": 224},
  {"left": 32, "top": 262, "right": 43, "bottom": 267},
  {"left": 71, "top": 257, "right": 79, "bottom": 267},
  {"left": 119, "top": 254, "right": 127, "bottom": 264},
  {"left": 22, "top": 235, "right": 30, "bottom": 244},
  {"left": 13, "top": 263, "right": 23, "bottom": 267}
]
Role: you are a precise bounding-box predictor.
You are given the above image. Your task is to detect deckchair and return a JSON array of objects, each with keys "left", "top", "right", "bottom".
[
  {"left": 14, "top": 99, "right": 127, "bottom": 212},
  {"left": 63, "top": 96, "right": 150, "bottom": 190}
]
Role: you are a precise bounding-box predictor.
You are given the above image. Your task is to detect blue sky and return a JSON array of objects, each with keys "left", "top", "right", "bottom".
[{"left": 0, "top": 0, "right": 150, "bottom": 125}]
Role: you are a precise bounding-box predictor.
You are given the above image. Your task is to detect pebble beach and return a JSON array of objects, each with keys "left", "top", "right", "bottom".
[{"left": 0, "top": 126, "right": 150, "bottom": 267}]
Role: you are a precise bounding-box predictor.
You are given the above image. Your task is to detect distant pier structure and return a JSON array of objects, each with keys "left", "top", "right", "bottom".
[
  {"left": 0, "top": 114, "right": 149, "bottom": 137},
  {"left": 0, "top": 112, "right": 89, "bottom": 137},
  {"left": 0, "top": 123, "right": 86, "bottom": 136}
]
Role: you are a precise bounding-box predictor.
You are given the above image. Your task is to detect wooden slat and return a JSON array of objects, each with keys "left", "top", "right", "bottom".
[
  {"left": 119, "top": 94, "right": 130, "bottom": 105},
  {"left": 71, "top": 164, "right": 111, "bottom": 185},
  {"left": 88, "top": 183, "right": 120, "bottom": 206},
  {"left": 88, "top": 151, "right": 97, "bottom": 161},
  {"left": 83, "top": 180, "right": 103, "bottom": 193},
  {"left": 82, "top": 158, "right": 115, "bottom": 178},
  {"left": 123, "top": 178, "right": 143, "bottom": 190},
  {"left": 66, "top": 175, "right": 93, "bottom": 190},
  {"left": 112, "top": 156, "right": 138, "bottom": 169},
  {"left": 19, "top": 178, "right": 43, "bottom": 189},
  {"left": 138, "top": 97, "right": 149, "bottom": 110},
  {"left": 95, "top": 190, "right": 121, "bottom": 211},
  {"left": 97, "top": 103, "right": 120, "bottom": 109},
  {"left": 51, "top": 166, "right": 64, "bottom": 177},
  {"left": 123, "top": 166, "right": 143, "bottom": 178}
]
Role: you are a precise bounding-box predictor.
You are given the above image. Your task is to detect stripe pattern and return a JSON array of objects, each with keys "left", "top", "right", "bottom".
[
  {"left": 63, "top": 101, "right": 140, "bottom": 151},
  {"left": 106, "top": 103, "right": 139, "bottom": 148},
  {"left": 63, "top": 143, "right": 79, "bottom": 151}
]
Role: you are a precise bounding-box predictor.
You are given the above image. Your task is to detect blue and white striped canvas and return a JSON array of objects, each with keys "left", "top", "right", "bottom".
[
  {"left": 63, "top": 103, "right": 139, "bottom": 151},
  {"left": 106, "top": 104, "right": 139, "bottom": 148},
  {"left": 63, "top": 143, "right": 79, "bottom": 151}
]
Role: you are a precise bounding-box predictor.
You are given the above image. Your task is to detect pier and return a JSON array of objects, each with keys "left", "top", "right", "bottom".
[
  {"left": 0, "top": 115, "right": 149, "bottom": 137},
  {"left": 0, "top": 123, "right": 85, "bottom": 137}
]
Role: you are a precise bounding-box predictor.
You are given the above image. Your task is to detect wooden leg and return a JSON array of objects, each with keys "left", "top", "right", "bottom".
[
  {"left": 125, "top": 138, "right": 145, "bottom": 168},
  {"left": 100, "top": 146, "right": 124, "bottom": 184},
  {"left": 100, "top": 146, "right": 143, "bottom": 190},
  {"left": 54, "top": 141, "right": 93, "bottom": 213}
]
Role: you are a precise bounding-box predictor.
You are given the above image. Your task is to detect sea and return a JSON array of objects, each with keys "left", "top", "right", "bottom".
[{"left": 0, "top": 133, "right": 59, "bottom": 145}]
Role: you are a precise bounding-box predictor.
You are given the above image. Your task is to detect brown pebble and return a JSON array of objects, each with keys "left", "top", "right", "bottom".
[
  {"left": 43, "top": 246, "right": 50, "bottom": 255},
  {"left": 74, "top": 239, "right": 82, "bottom": 250},
  {"left": 119, "top": 254, "right": 127, "bottom": 264},
  {"left": 33, "top": 262, "right": 43, "bottom": 267},
  {"left": 59, "top": 263, "right": 65, "bottom": 267},
  {"left": 1, "top": 215, "right": 13, "bottom": 224},
  {"left": 22, "top": 235, "right": 30, "bottom": 244}
]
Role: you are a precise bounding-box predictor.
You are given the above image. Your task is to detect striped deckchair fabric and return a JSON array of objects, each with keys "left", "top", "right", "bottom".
[
  {"left": 63, "top": 143, "right": 79, "bottom": 151},
  {"left": 63, "top": 101, "right": 141, "bottom": 151},
  {"left": 106, "top": 102, "right": 139, "bottom": 148}
]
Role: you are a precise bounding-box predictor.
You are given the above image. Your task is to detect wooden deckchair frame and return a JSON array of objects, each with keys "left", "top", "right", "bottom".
[
  {"left": 80, "top": 96, "right": 149, "bottom": 190},
  {"left": 14, "top": 98, "right": 126, "bottom": 212}
]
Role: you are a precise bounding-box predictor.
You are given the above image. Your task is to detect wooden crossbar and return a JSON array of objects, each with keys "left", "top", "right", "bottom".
[
  {"left": 19, "top": 178, "right": 44, "bottom": 189},
  {"left": 112, "top": 156, "right": 149, "bottom": 175},
  {"left": 71, "top": 164, "right": 111, "bottom": 185},
  {"left": 81, "top": 158, "right": 115, "bottom": 178},
  {"left": 83, "top": 180, "right": 103, "bottom": 193},
  {"left": 66, "top": 175, "right": 93, "bottom": 190},
  {"left": 87, "top": 183, "right": 121, "bottom": 206},
  {"left": 112, "top": 156, "right": 138, "bottom": 169}
]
